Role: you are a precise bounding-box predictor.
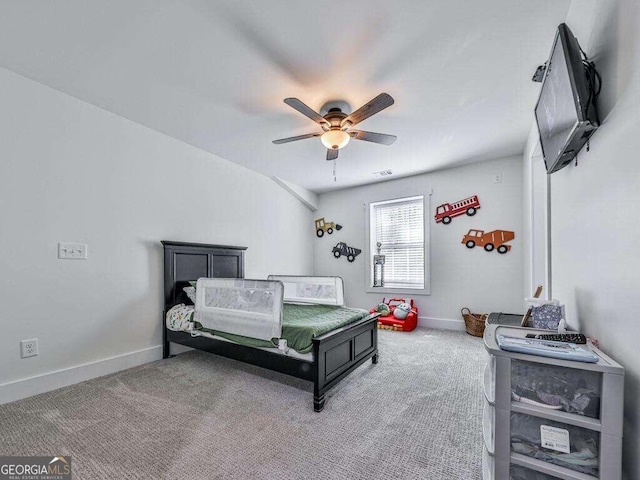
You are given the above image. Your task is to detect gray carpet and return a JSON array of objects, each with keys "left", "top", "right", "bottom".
[{"left": 0, "top": 328, "right": 486, "bottom": 479}]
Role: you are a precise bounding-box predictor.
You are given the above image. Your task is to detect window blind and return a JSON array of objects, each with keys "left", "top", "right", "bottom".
[{"left": 371, "top": 196, "right": 424, "bottom": 289}]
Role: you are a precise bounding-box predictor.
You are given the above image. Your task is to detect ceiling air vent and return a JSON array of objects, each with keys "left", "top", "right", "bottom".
[{"left": 373, "top": 170, "right": 393, "bottom": 178}]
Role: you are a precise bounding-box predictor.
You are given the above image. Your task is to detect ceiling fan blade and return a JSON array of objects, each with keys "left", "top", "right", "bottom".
[
  {"left": 326, "top": 149, "right": 339, "bottom": 161},
  {"left": 283, "top": 98, "right": 330, "bottom": 128},
  {"left": 348, "top": 130, "right": 397, "bottom": 145},
  {"left": 272, "top": 133, "right": 321, "bottom": 144},
  {"left": 341, "top": 93, "right": 394, "bottom": 128}
]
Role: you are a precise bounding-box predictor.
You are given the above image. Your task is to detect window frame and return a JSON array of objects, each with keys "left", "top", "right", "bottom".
[{"left": 364, "top": 192, "right": 431, "bottom": 296}]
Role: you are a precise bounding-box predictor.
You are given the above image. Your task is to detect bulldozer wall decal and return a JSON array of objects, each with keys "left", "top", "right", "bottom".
[
  {"left": 315, "top": 217, "right": 342, "bottom": 238},
  {"left": 462, "top": 229, "right": 515, "bottom": 254}
]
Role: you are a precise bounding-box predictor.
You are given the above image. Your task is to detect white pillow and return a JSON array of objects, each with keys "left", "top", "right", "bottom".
[{"left": 183, "top": 286, "right": 196, "bottom": 303}]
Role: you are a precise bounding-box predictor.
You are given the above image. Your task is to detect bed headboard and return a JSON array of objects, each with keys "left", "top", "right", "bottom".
[{"left": 161, "top": 241, "right": 247, "bottom": 310}]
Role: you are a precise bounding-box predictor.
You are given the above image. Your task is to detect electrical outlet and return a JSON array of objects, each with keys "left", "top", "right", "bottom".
[
  {"left": 493, "top": 173, "right": 503, "bottom": 184},
  {"left": 20, "top": 339, "right": 38, "bottom": 358},
  {"left": 58, "top": 242, "right": 88, "bottom": 260}
]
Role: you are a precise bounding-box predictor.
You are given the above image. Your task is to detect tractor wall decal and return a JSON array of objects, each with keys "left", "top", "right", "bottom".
[
  {"left": 462, "top": 229, "right": 515, "bottom": 254},
  {"left": 315, "top": 217, "right": 342, "bottom": 238}
]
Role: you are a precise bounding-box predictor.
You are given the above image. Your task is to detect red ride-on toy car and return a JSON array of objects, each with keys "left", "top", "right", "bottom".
[{"left": 370, "top": 298, "right": 418, "bottom": 332}]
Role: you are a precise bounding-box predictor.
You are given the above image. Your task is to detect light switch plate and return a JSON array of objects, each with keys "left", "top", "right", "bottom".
[{"left": 58, "top": 242, "right": 88, "bottom": 260}]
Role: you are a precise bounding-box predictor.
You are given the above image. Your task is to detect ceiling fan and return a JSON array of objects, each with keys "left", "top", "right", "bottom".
[{"left": 272, "top": 93, "right": 397, "bottom": 161}]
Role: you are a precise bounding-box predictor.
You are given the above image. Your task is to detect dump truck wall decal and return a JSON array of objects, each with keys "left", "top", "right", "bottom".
[{"left": 332, "top": 242, "right": 361, "bottom": 262}]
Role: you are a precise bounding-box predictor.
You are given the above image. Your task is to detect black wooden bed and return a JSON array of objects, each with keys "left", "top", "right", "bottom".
[{"left": 162, "top": 240, "right": 379, "bottom": 412}]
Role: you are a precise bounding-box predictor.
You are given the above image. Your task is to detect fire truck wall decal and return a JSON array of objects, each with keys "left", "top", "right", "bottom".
[
  {"left": 315, "top": 217, "right": 342, "bottom": 238},
  {"left": 434, "top": 195, "right": 480, "bottom": 225},
  {"left": 332, "top": 242, "right": 361, "bottom": 263},
  {"left": 462, "top": 229, "right": 515, "bottom": 254}
]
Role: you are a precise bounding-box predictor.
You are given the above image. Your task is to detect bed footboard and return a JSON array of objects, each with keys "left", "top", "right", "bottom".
[{"left": 312, "top": 313, "right": 379, "bottom": 412}]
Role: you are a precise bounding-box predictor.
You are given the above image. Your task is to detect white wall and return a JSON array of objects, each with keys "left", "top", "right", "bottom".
[
  {"left": 524, "top": 0, "right": 640, "bottom": 476},
  {"left": 0, "top": 68, "right": 313, "bottom": 402},
  {"left": 314, "top": 156, "right": 524, "bottom": 328}
]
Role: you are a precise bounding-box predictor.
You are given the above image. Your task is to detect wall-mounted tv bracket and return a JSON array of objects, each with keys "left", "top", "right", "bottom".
[{"left": 532, "top": 62, "right": 547, "bottom": 82}]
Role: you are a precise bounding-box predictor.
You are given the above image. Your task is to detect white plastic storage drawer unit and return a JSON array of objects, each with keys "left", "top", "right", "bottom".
[
  {"left": 483, "top": 325, "right": 624, "bottom": 480},
  {"left": 511, "top": 464, "right": 561, "bottom": 479}
]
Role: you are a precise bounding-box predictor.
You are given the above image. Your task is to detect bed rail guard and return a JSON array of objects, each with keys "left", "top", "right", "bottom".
[
  {"left": 267, "top": 275, "right": 345, "bottom": 306},
  {"left": 194, "top": 278, "right": 284, "bottom": 341}
]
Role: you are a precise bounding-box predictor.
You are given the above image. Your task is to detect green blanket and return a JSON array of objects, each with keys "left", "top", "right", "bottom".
[{"left": 195, "top": 303, "right": 369, "bottom": 354}]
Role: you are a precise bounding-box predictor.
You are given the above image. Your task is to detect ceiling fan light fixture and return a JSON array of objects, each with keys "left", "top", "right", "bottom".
[{"left": 321, "top": 129, "right": 350, "bottom": 150}]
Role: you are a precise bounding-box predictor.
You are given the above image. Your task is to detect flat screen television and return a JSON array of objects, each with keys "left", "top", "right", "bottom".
[{"left": 534, "top": 23, "right": 600, "bottom": 174}]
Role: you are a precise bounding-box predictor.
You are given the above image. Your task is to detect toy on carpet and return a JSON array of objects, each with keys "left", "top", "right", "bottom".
[
  {"left": 378, "top": 324, "right": 405, "bottom": 331},
  {"left": 374, "top": 303, "right": 391, "bottom": 316},
  {"left": 370, "top": 298, "right": 418, "bottom": 332},
  {"left": 393, "top": 302, "right": 412, "bottom": 320}
]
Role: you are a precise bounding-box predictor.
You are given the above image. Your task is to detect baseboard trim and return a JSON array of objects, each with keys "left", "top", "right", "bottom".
[
  {"left": 419, "top": 316, "right": 467, "bottom": 331},
  {"left": 0, "top": 345, "right": 163, "bottom": 405}
]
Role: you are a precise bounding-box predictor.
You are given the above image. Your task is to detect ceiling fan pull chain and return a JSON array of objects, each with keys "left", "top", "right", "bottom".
[{"left": 333, "top": 160, "right": 337, "bottom": 182}]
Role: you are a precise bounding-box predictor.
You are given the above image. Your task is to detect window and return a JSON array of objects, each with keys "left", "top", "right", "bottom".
[{"left": 367, "top": 194, "right": 429, "bottom": 293}]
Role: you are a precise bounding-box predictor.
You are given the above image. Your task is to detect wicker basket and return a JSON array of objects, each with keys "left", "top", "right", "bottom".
[{"left": 461, "top": 307, "right": 488, "bottom": 337}]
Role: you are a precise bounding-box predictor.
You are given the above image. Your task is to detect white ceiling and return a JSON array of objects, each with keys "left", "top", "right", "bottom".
[{"left": 0, "top": 0, "right": 571, "bottom": 193}]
